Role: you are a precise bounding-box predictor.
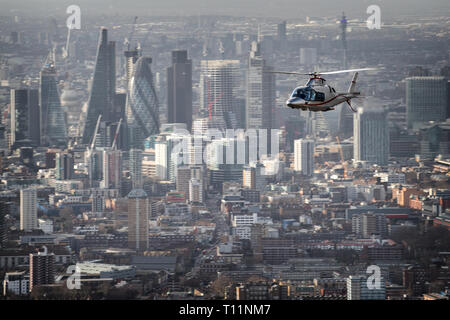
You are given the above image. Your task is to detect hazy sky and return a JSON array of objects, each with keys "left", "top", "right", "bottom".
[{"left": 2, "top": 0, "right": 450, "bottom": 19}]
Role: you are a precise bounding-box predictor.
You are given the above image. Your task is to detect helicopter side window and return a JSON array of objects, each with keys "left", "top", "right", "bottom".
[{"left": 315, "top": 91, "right": 325, "bottom": 101}]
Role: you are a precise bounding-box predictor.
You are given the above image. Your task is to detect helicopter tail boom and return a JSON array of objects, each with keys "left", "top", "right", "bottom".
[{"left": 348, "top": 72, "right": 359, "bottom": 93}]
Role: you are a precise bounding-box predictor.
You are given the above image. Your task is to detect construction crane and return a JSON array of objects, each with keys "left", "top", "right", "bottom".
[
  {"left": 336, "top": 136, "right": 347, "bottom": 178},
  {"left": 85, "top": 115, "right": 102, "bottom": 162},
  {"left": 62, "top": 27, "right": 71, "bottom": 59},
  {"left": 111, "top": 118, "right": 122, "bottom": 150},
  {"left": 206, "top": 77, "right": 224, "bottom": 121},
  {"left": 124, "top": 16, "right": 138, "bottom": 51}
]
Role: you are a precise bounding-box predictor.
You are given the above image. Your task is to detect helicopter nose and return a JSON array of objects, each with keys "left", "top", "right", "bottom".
[{"left": 287, "top": 98, "right": 302, "bottom": 108}]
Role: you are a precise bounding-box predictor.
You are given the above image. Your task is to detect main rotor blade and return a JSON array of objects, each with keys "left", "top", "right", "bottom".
[
  {"left": 264, "top": 71, "right": 310, "bottom": 75},
  {"left": 320, "top": 68, "right": 378, "bottom": 75}
]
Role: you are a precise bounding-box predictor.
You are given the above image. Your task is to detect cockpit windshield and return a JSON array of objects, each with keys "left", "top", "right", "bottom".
[
  {"left": 291, "top": 87, "right": 312, "bottom": 101},
  {"left": 290, "top": 87, "right": 325, "bottom": 102}
]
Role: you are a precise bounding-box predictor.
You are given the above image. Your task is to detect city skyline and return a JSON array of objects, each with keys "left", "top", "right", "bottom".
[{"left": 0, "top": 1, "right": 449, "bottom": 305}]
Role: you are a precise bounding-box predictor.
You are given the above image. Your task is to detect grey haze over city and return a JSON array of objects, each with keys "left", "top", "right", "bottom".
[{"left": 2, "top": 0, "right": 450, "bottom": 18}]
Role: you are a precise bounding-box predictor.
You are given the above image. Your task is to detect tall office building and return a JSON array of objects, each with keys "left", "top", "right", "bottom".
[
  {"left": 277, "top": 21, "right": 287, "bottom": 41},
  {"left": 294, "top": 139, "right": 314, "bottom": 176},
  {"left": 188, "top": 166, "right": 204, "bottom": 203},
  {"left": 340, "top": 13, "right": 348, "bottom": 69},
  {"left": 127, "top": 189, "right": 149, "bottom": 251},
  {"left": 0, "top": 201, "right": 9, "bottom": 248},
  {"left": 155, "top": 139, "right": 170, "bottom": 180},
  {"left": 29, "top": 248, "right": 55, "bottom": 292},
  {"left": 82, "top": 28, "right": 116, "bottom": 144},
  {"left": 167, "top": 50, "right": 192, "bottom": 131},
  {"left": 338, "top": 105, "right": 354, "bottom": 139},
  {"left": 20, "top": 188, "right": 37, "bottom": 232},
  {"left": 55, "top": 152, "right": 74, "bottom": 180},
  {"left": 406, "top": 77, "right": 448, "bottom": 129},
  {"left": 243, "top": 163, "right": 266, "bottom": 191},
  {"left": 126, "top": 57, "right": 160, "bottom": 149},
  {"left": 40, "top": 61, "right": 67, "bottom": 147},
  {"left": 10, "top": 88, "right": 40, "bottom": 149},
  {"left": 200, "top": 60, "right": 240, "bottom": 130},
  {"left": 354, "top": 107, "right": 389, "bottom": 166},
  {"left": 347, "top": 275, "right": 386, "bottom": 300},
  {"left": 102, "top": 149, "right": 122, "bottom": 189},
  {"left": 129, "top": 148, "right": 143, "bottom": 189},
  {"left": 176, "top": 165, "right": 191, "bottom": 201},
  {"left": 246, "top": 42, "right": 275, "bottom": 130},
  {"left": 189, "top": 179, "right": 203, "bottom": 203},
  {"left": 87, "top": 149, "right": 103, "bottom": 188}
]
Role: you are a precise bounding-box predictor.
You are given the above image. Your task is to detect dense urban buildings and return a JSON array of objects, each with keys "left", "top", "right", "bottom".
[{"left": 0, "top": 2, "right": 449, "bottom": 303}]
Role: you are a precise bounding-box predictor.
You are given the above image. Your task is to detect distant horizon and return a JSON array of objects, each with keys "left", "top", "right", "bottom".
[{"left": 1, "top": 0, "right": 450, "bottom": 20}]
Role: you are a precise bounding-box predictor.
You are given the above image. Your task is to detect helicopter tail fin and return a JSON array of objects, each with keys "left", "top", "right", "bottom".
[{"left": 348, "top": 72, "right": 359, "bottom": 93}]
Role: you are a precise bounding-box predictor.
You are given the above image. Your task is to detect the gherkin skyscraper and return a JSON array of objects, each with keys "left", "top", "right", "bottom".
[
  {"left": 126, "top": 57, "right": 160, "bottom": 149},
  {"left": 82, "top": 28, "right": 116, "bottom": 144}
]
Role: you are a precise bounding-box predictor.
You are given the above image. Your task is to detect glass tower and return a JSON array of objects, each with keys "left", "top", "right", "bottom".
[
  {"left": 82, "top": 28, "right": 116, "bottom": 144},
  {"left": 40, "top": 62, "right": 67, "bottom": 147},
  {"left": 126, "top": 57, "right": 160, "bottom": 149}
]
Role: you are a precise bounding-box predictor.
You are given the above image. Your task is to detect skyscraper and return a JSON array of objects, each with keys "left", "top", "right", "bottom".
[
  {"left": 354, "top": 107, "right": 389, "bottom": 166},
  {"left": 176, "top": 166, "right": 191, "bottom": 201},
  {"left": 129, "top": 148, "right": 143, "bottom": 189},
  {"left": 0, "top": 201, "right": 9, "bottom": 248},
  {"left": 29, "top": 247, "right": 55, "bottom": 292},
  {"left": 102, "top": 149, "right": 122, "bottom": 189},
  {"left": 189, "top": 165, "right": 204, "bottom": 204},
  {"left": 127, "top": 189, "right": 149, "bottom": 251},
  {"left": 82, "top": 28, "right": 116, "bottom": 144},
  {"left": 340, "top": 12, "right": 348, "bottom": 69},
  {"left": 338, "top": 104, "right": 354, "bottom": 139},
  {"left": 167, "top": 50, "right": 192, "bottom": 131},
  {"left": 200, "top": 60, "right": 240, "bottom": 130},
  {"left": 20, "top": 188, "right": 37, "bottom": 232},
  {"left": 40, "top": 61, "right": 67, "bottom": 147},
  {"left": 189, "top": 179, "right": 203, "bottom": 204},
  {"left": 294, "top": 139, "right": 314, "bottom": 176},
  {"left": 246, "top": 42, "right": 275, "bottom": 130},
  {"left": 406, "top": 76, "right": 448, "bottom": 129},
  {"left": 10, "top": 88, "right": 40, "bottom": 149},
  {"left": 126, "top": 57, "right": 160, "bottom": 149},
  {"left": 277, "top": 21, "right": 287, "bottom": 41},
  {"left": 55, "top": 152, "right": 74, "bottom": 180}
]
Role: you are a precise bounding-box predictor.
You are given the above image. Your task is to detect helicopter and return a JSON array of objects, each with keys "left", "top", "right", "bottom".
[{"left": 269, "top": 68, "right": 377, "bottom": 112}]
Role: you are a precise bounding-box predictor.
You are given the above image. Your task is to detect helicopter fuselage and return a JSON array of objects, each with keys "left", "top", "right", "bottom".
[{"left": 286, "top": 76, "right": 359, "bottom": 112}]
